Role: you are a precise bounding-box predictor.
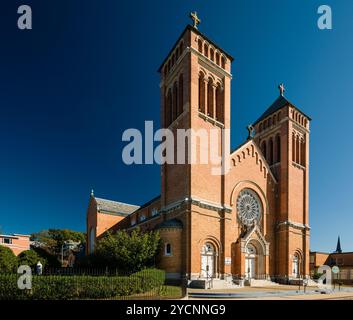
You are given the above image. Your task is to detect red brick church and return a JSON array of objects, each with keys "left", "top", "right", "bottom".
[{"left": 87, "top": 14, "right": 311, "bottom": 286}]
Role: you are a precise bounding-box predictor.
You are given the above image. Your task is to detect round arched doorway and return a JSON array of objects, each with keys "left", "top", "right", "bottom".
[
  {"left": 245, "top": 241, "right": 265, "bottom": 279},
  {"left": 201, "top": 242, "right": 216, "bottom": 278},
  {"left": 292, "top": 254, "right": 300, "bottom": 278},
  {"left": 245, "top": 243, "right": 257, "bottom": 279}
]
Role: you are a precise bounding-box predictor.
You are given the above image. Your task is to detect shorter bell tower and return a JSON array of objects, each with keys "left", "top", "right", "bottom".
[{"left": 253, "top": 84, "right": 311, "bottom": 279}]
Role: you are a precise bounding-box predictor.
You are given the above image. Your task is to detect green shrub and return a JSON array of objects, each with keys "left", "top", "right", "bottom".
[
  {"left": 18, "top": 250, "right": 47, "bottom": 269},
  {"left": 0, "top": 246, "right": 17, "bottom": 273},
  {"left": 0, "top": 268, "right": 165, "bottom": 300}
]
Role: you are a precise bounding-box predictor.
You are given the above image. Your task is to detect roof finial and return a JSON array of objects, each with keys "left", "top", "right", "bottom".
[
  {"left": 278, "top": 83, "right": 285, "bottom": 97},
  {"left": 90, "top": 189, "right": 94, "bottom": 197},
  {"left": 190, "top": 11, "right": 201, "bottom": 29}
]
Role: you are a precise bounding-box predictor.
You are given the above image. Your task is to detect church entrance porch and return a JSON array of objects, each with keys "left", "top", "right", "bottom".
[{"left": 233, "top": 225, "right": 271, "bottom": 285}]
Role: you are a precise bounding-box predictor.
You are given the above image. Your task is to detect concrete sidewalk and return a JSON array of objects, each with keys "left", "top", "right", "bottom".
[{"left": 187, "top": 285, "right": 353, "bottom": 300}]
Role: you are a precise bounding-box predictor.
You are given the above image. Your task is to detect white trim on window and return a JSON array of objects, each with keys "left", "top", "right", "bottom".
[{"left": 164, "top": 243, "right": 172, "bottom": 256}]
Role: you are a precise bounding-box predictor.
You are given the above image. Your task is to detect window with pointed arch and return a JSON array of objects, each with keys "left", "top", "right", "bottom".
[{"left": 164, "top": 243, "right": 172, "bottom": 256}]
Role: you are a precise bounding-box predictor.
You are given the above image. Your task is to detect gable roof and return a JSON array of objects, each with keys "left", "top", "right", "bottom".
[
  {"left": 94, "top": 197, "right": 140, "bottom": 216},
  {"left": 253, "top": 95, "right": 312, "bottom": 126}
]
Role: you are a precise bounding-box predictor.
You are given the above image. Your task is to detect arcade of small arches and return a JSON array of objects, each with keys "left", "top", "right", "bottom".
[
  {"left": 196, "top": 36, "right": 227, "bottom": 70},
  {"left": 163, "top": 40, "right": 185, "bottom": 78},
  {"left": 198, "top": 70, "right": 224, "bottom": 123},
  {"left": 257, "top": 110, "right": 282, "bottom": 134},
  {"left": 291, "top": 109, "right": 308, "bottom": 128}
]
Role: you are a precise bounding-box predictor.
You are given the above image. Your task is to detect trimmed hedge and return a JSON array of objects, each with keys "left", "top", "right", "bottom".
[{"left": 0, "top": 268, "right": 165, "bottom": 300}]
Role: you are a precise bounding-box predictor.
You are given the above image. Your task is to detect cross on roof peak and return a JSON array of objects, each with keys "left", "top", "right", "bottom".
[
  {"left": 190, "top": 11, "right": 201, "bottom": 29},
  {"left": 278, "top": 83, "right": 285, "bottom": 96}
]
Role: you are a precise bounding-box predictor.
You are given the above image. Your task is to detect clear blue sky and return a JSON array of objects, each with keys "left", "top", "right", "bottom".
[{"left": 0, "top": 0, "right": 352, "bottom": 252}]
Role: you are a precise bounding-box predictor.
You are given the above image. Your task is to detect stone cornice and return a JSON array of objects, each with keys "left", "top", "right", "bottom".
[
  {"left": 160, "top": 196, "right": 232, "bottom": 214},
  {"left": 277, "top": 220, "right": 310, "bottom": 231}
]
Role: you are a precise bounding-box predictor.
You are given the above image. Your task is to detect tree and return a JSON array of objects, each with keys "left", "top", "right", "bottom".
[
  {"left": 18, "top": 250, "right": 47, "bottom": 269},
  {"left": 32, "top": 247, "right": 60, "bottom": 267},
  {"left": 94, "top": 228, "right": 161, "bottom": 272},
  {"left": 0, "top": 246, "right": 17, "bottom": 273},
  {"left": 31, "top": 229, "right": 86, "bottom": 255}
]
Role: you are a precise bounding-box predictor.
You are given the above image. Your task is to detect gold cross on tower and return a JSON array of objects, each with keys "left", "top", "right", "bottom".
[
  {"left": 190, "top": 11, "right": 201, "bottom": 29},
  {"left": 278, "top": 83, "right": 285, "bottom": 96}
]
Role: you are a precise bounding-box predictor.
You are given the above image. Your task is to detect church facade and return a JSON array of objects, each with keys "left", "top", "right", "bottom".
[{"left": 87, "top": 18, "right": 311, "bottom": 285}]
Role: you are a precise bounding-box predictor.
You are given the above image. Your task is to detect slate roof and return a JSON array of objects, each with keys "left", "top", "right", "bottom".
[
  {"left": 95, "top": 197, "right": 139, "bottom": 216},
  {"left": 155, "top": 218, "right": 183, "bottom": 230},
  {"left": 253, "top": 95, "right": 312, "bottom": 126}
]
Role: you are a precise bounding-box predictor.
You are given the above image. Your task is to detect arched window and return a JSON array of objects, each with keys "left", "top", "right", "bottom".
[
  {"left": 277, "top": 111, "right": 281, "bottom": 122},
  {"left": 210, "top": 48, "right": 214, "bottom": 61},
  {"left": 273, "top": 115, "right": 276, "bottom": 125},
  {"left": 198, "top": 39, "right": 203, "bottom": 53},
  {"left": 259, "top": 123, "right": 263, "bottom": 132},
  {"left": 292, "top": 133, "right": 296, "bottom": 162},
  {"left": 173, "top": 82, "right": 178, "bottom": 121},
  {"left": 165, "top": 243, "right": 172, "bottom": 256},
  {"left": 198, "top": 73, "right": 205, "bottom": 113},
  {"left": 269, "top": 117, "right": 272, "bottom": 127},
  {"left": 276, "top": 135, "right": 281, "bottom": 163},
  {"left": 172, "top": 54, "right": 175, "bottom": 67},
  {"left": 295, "top": 136, "right": 300, "bottom": 163},
  {"left": 204, "top": 44, "right": 209, "bottom": 58},
  {"left": 301, "top": 139, "right": 306, "bottom": 166},
  {"left": 216, "top": 84, "right": 223, "bottom": 123},
  {"left": 139, "top": 214, "right": 146, "bottom": 222},
  {"left": 215, "top": 52, "right": 220, "bottom": 65},
  {"left": 178, "top": 74, "right": 183, "bottom": 116},
  {"left": 207, "top": 79, "right": 214, "bottom": 117},
  {"left": 221, "top": 56, "right": 226, "bottom": 68},
  {"left": 261, "top": 141, "right": 267, "bottom": 159},
  {"left": 269, "top": 138, "right": 274, "bottom": 165}
]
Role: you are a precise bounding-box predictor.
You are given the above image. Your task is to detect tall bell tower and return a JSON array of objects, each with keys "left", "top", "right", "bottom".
[
  {"left": 158, "top": 13, "right": 234, "bottom": 208},
  {"left": 253, "top": 85, "right": 311, "bottom": 279}
]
